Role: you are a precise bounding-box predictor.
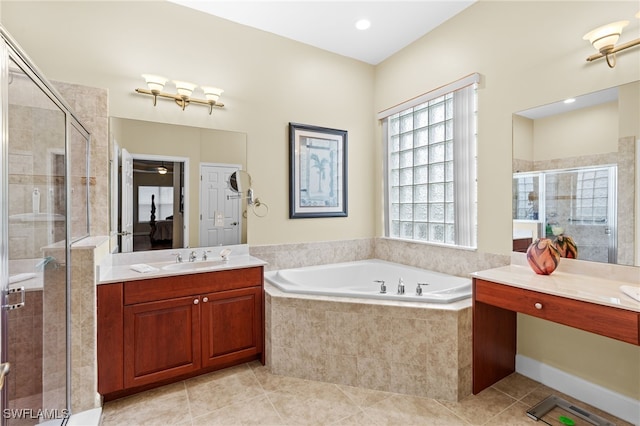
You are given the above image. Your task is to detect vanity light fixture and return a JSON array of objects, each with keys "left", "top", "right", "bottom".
[
  {"left": 157, "top": 162, "right": 168, "bottom": 175},
  {"left": 583, "top": 20, "right": 640, "bottom": 68},
  {"left": 135, "top": 74, "right": 224, "bottom": 114}
]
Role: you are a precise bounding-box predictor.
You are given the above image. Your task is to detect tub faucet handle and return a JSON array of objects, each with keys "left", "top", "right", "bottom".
[
  {"left": 374, "top": 280, "right": 386, "bottom": 294},
  {"left": 202, "top": 250, "right": 211, "bottom": 261},
  {"left": 416, "top": 282, "right": 429, "bottom": 296},
  {"left": 172, "top": 253, "right": 183, "bottom": 263},
  {"left": 397, "top": 278, "right": 405, "bottom": 295}
]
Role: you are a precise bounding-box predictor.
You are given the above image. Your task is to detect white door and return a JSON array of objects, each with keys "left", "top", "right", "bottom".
[
  {"left": 200, "top": 164, "right": 241, "bottom": 246},
  {"left": 120, "top": 148, "right": 134, "bottom": 252}
]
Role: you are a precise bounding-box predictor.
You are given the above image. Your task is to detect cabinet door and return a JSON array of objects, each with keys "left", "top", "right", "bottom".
[
  {"left": 201, "top": 286, "right": 263, "bottom": 368},
  {"left": 124, "top": 296, "right": 201, "bottom": 388}
]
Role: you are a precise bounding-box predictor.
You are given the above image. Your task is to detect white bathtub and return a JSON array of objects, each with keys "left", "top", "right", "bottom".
[{"left": 264, "top": 259, "right": 471, "bottom": 303}]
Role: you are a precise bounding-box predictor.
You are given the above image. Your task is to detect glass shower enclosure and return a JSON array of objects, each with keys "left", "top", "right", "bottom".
[
  {"left": 513, "top": 165, "right": 617, "bottom": 264},
  {"left": 0, "top": 27, "right": 90, "bottom": 425}
]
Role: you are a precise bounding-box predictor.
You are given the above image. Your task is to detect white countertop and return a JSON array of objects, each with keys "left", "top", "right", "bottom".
[
  {"left": 471, "top": 264, "right": 640, "bottom": 313},
  {"left": 97, "top": 245, "right": 267, "bottom": 284}
]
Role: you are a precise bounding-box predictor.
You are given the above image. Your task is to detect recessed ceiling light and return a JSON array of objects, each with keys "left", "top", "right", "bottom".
[
  {"left": 563, "top": 98, "right": 576, "bottom": 104},
  {"left": 355, "top": 19, "right": 371, "bottom": 31}
]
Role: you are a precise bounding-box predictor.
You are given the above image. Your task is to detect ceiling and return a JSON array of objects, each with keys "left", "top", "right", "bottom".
[
  {"left": 168, "top": 1, "right": 476, "bottom": 65},
  {"left": 516, "top": 87, "right": 619, "bottom": 120}
]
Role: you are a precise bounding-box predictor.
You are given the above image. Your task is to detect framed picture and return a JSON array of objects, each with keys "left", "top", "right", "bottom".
[{"left": 289, "top": 122, "right": 348, "bottom": 218}]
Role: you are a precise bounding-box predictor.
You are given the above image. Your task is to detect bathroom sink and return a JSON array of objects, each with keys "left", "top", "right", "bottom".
[{"left": 162, "top": 260, "right": 226, "bottom": 272}]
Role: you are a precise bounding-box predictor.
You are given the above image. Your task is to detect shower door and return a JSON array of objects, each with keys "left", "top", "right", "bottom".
[
  {"left": 1, "top": 40, "right": 69, "bottom": 425},
  {"left": 514, "top": 165, "right": 617, "bottom": 264},
  {"left": 544, "top": 166, "right": 617, "bottom": 263}
]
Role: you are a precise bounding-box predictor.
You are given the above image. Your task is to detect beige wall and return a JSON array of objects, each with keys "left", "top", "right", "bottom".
[
  {"left": 532, "top": 101, "right": 618, "bottom": 161},
  {"left": 1, "top": 0, "right": 376, "bottom": 246},
  {"left": 2, "top": 0, "right": 638, "bottom": 401}
]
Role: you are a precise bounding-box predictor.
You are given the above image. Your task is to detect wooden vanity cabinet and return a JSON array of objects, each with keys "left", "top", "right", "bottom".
[
  {"left": 123, "top": 295, "right": 201, "bottom": 389},
  {"left": 472, "top": 277, "right": 640, "bottom": 394},
  {"left": 97, "top": 266, "right": 264, "bottom": 399}
]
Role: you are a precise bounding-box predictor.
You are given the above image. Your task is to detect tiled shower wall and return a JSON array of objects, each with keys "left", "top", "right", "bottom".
[{"left": 54, "top": 82, "right": 108, "bottom": 413}]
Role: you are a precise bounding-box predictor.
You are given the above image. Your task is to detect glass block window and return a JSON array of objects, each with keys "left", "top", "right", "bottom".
[
  {"left": 574, "top": 169, "right": 610, "bottom": 224},
  {"left": 138, "top": 186, "right": 174, "bottom": 223},
  {"left": 380, "top": 75, "right": 478, "bottom": 248}
]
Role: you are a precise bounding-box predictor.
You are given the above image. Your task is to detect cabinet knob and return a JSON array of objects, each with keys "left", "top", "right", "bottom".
[
  {"left": 193, "top": 298, "right": 199, "bottom": 305},
  {"left": 202, "top": 297, "right": 209, "bottom": 303},
  {"left": 534, "top": 302, "right": 542, "bottom": 310}
]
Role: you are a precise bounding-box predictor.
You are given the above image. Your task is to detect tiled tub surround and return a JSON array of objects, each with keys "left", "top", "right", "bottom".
[
  {"left": 265, "top": 285, "right": 472, "bottom": 401},
  {"left": 250, "top": 237, "right": 510, "bottom": 275}
]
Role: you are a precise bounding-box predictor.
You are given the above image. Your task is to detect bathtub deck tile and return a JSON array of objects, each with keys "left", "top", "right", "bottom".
[
  {"left": 356, "top": 357, "right": 392, "bottom": 392},
  {"left": 324, "top": 355, "right": 359, "bottom": 387},
  {"left": 266, "top": 289, "right": 471, "bottom": 402},
  {"left": 325, "top": 311, "right": 360, "bottom": 356}
]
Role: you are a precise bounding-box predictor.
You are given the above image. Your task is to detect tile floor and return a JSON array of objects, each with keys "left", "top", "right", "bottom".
[{"left": 99, "top": 361, "right": 633, "bottom": 426}]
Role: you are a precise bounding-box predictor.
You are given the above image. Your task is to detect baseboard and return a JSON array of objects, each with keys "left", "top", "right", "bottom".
[{"left": 516, "top": 355, "right": 640, "bottom": 425}]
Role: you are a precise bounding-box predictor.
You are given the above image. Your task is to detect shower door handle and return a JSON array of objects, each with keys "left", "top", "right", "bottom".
[
  {"left": 0, "top": 362, "right": 10, "bottom": 391},
  {"left": 3, "top": 286, "right": 25, "bottom": 310}
]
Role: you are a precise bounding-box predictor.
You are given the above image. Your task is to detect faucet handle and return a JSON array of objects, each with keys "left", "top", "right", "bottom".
[
  {"left": 397, "top": 278, "right": 405, "bottom": 295},
  {"left": 220, "top": 248, "right": 232, "bottom": 261},
  {"left": 171, "top": 253, "right": 183, "bottom": 263},
  {"left": 202, "top": 250, "right": 211, "bottom": 261},
  {"left": 374, "top": 280, "right": 386, "bottom": 294},
  {"left": 416, "top": 282, "right": 429, "bottom": 296}
]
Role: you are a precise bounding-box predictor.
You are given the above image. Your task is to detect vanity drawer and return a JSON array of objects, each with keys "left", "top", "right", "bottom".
[
  {"left": 124, "top": 266, "right": 263, "bottom": 305},
  {"left": 474, "top": 279, "right": 639, "bottom": 345}
]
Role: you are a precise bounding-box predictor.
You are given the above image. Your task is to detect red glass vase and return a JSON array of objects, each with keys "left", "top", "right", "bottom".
[{"left": 526, "top": 238, "right": 561, "bottom": 275}]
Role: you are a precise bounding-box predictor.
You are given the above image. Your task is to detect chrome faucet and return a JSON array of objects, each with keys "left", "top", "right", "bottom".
[
  {"left": 173, "top": 253, "right": 183, "bottom": 263},
  {"left": 416, "top": 282, "right": 429, "bottom": 296},
  {"left": 397, "top": 278, "right": 405, "bottom": 295},
  {"left": 202, "top": 250, "right": 211, "bottom": 261},
  {"left": 374, "top": 280, "right": 386, "bottom": 294},
  {"left": 189, "top": 251, "right": 198, "bottom": 262}
]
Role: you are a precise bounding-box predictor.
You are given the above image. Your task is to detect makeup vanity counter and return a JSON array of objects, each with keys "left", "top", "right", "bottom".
[
  {"left": 470, "top": 259, "right": 639, "bottom": 394},
  {"left": 96, "top": 246, "right": 267, "bottom": 401}
]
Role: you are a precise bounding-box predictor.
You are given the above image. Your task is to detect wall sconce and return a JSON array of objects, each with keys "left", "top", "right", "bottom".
[
  {"left": 135, "top": 74, "right": 224, "bottom": 114},
  {"left": 583, "top": 19, "right": 640, "bottom": 68},
  {"left": 157, "top": 162, "right": 168, "bottom": 175}
]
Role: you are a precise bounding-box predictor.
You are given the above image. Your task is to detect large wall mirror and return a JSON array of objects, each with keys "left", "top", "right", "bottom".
[
  {"left": 110, "top": 118, "right": 248, "bottom": 253},
  {"left": 512, "top": 80, "right": 639, "bottom": 266}
]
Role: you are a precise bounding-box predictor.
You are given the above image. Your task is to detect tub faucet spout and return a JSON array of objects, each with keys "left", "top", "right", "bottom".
[
  {"left": 189, "top": 251, "right": 198, "bottom": 262},
  {"left": 397, "top": 278, "right": 405, "bottom": 295},
  {"left": 374, "top": 280, "right": 386, "bottom": 294}
]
